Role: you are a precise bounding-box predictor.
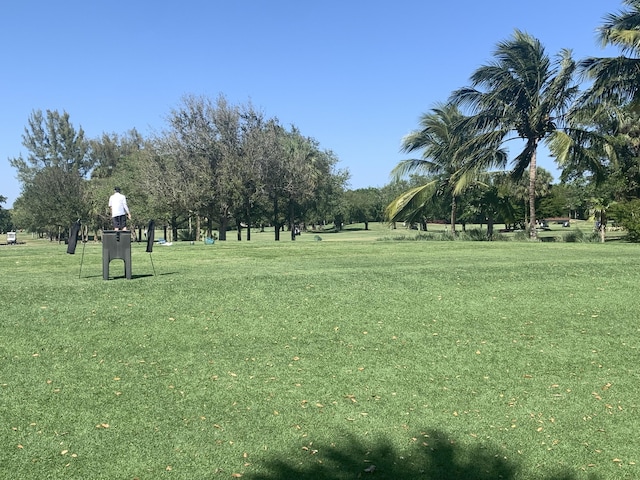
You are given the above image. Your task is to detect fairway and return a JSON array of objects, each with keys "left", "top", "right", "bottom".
[{"left": 1, "top": 230, "right": 639, "bottom": 479}]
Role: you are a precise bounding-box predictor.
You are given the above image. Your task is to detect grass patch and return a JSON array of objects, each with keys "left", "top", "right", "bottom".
[{"left": 1, "top": 233, "right": 639, "bottom": 479}]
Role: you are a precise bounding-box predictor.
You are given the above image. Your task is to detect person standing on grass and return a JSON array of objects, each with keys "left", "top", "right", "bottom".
[{"left": 108, "top": 187, "right": 131, "bottom": 231}]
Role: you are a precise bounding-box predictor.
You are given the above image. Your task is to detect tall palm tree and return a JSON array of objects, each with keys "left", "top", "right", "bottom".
[
  {"left": 580, "top": 0, "right": 640, "bottom": 108},
  {"left": 552, "top": 1, "right": 640, "bottom": 238},
  {"left": 386, "top": 103, "right": 506, "bottom": 233},
  {"left": 451, "top": 30, "right": 578, "bottom": 239}
]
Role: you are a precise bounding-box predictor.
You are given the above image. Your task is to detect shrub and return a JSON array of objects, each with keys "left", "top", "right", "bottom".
[
  {"left": 459, "top": 228, "right": 496, "bottom": 241},
  {"left": 563, "top": 229, "right": 584, "bottom": 243},
  {"left": 562, "top": 228, "right": 599, "bottom": 243},
  {"left": 609, "top": 200, "right": 640, "bottom": 242},
  {"left": 512, "top": 230, "right": 529, "bottom": 241}
]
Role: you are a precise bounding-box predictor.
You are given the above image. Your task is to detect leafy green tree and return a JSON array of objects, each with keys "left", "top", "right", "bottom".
[
  {"left": 467, "top": 173, "right": 517, "bottom": 237},
  {"left": 10, "top": 110, "right": 91, "bottom": 184},
  {"left": 209, "top": 96, "right": 247, "bottom": 241},
  {"left": 160, "top": 94, "right": 223, "bottom": 239},
  {"left": 137, "top": 145, "right": 185, "bottom": 241},
  {"left": 233, "top": 108, "right": 274, "bottom": 241},
  {"left": 154, "top": 94, "right": 347, "bottom": 242},
  {"left": 158, "top": 94, "right": 265, "bottom": 241},
  {"left": 451, "top": 30, "right": 579, "bottom": 239},
  {"left": 0, "top": 196, "right": 12, "bottom": 233},
  {"left": 19, "top": 166, "right": 87, "bottom": 239},
  {"left": 281, "top": 129, "right": 318, "bottom": 240},
  {"left": 344, "top": 188, "right": 383, "bottom": 229},
  {"left": 302, "top": 150, "right": 349, "bottom": 230},
  {"left": 562, "top": 179, "right": 590, "bottom": 219},
  {"left": 89, "top": 129, "right": 145, "bottom": 179},
  {"left": 257, "top": 121, "right": 289, "bottom": 240},
  {"left": 82, "top": 130, "right": 150, "bottom": 237},
  {"left": 609, "top": 199, "right": 640, "bottom": 241},
  {"left": 9, "top": 110, "right": 90, "bottom": 236},
  {"left": 537, "top": 184, "right": 571, "bottom": 219}
]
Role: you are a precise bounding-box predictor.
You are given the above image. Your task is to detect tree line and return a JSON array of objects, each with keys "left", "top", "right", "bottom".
[
  {"left": 0, "top": 99, "right": 617, "bottom": 242},
  {"left": 387, "top": 1, "right": 640, "bottom": 242},
  {"left": 5, "top": 1, "right": 640, "bottom": 242},
  {"left": 7, "top": 96, "right": 354, "bottom": 241}
]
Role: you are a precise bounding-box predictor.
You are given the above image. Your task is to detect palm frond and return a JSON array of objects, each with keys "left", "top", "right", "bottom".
[
  {"left": 510, "top": 141, "right": 537, "bottom": 180},
  {"left": 580, "top": 56, "right": 640, "bottom": 105},
  {"left": 384, "top": 183, "right": 437, "bottom": 223},
  {"left": 390, "top": 158, "right": 437, "bottom": 181}
]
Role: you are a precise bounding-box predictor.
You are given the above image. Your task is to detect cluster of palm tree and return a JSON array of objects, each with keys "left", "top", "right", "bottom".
[{"left": 387, "top": 1, "right": 640, "bottom": 240}]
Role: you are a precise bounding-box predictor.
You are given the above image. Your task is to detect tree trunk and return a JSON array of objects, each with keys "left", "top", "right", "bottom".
[
  {"left": 529, "top": 146, "right": 538, "bottom": 240},
  {"left": 171, "top": 215, "right": 178, "bottom": 242},
  {"left": 289, "top": 199, "right": 296, "bottom": 241},
  {"left": 218, "top": 219, "right": 227, "bottom": 241},
  {"left": 450, "top": 196, "right": 457, "bottom": 235},
  {"left": 196, "top": 215, "right": 201, "bottom": 242},
  {"left": 273, "top": 195, "right": 280, "bottom": 241},
  {"left": 600, "top": 210, "right": 606, "bottom": 243},
  {"left": 246, "top": 204, "right": 251, "bottom": 241},
  {"left": 206, "top": 215, "right": 213, "bottom": 239},
  {"left": 237, "top": 220, "right": 242, "bottom": 241},
  {"left": 218, "top": 206, "right": 228, "bottom": 241},
  {"left": 487, "top": 215, "right": 494, "bottom": 239},
  {"left": 364, "top": 221, "right": 369, "bottom": 231}
]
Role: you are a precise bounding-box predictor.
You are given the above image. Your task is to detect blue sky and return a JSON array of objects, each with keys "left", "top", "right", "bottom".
[{"left": 0, "top": 1, "right": 620, "bottom": 208}]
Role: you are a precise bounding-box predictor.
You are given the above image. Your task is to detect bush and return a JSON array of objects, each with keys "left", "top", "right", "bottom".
[
  {"left": 381, "top": 229, "right": 510, "bottom": 242},
  {"left": 412, "top": 232, "right": 455, "bottom": 241},
  {"left": 609, "top": 200, "right": 640, "bottom": 242},
  {"left": 458, "top": 228, "right": 510, "bottom": 241},
  {"left": 513, "top": 230, "right": 530, "bottom": 241},
  {"left": 563, "top": 229, "right": 584, "bottom": 243},
  {"left": 562, "top": 228, "right": 599, "bottom": 243}
]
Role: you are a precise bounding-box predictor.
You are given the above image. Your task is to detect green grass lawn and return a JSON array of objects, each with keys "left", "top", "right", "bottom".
[{"left": 1, "top": 228, "right": 639, "bottom": 479}]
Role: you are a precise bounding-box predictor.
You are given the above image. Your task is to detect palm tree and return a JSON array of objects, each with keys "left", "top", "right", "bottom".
[
  {"left": 386, "top": 103, "right": 506, "bottom": 234},
  {"left": 450, "top": 30, "right": 578, "bottom": 239},
  {"left": 552, "top": 1, "right": 640, "bottom": 240},
  {"left": 580, "top": 0, "right": 640, "bottom": 108}
]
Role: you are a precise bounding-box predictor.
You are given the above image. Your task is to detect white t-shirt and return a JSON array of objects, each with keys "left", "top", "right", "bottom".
[{"left": 109, "top": 192, "right": 130, "bottom": 217}]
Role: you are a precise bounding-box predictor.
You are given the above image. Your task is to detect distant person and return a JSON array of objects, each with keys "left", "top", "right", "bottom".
[{"left": 108, "top": 187, "right": 131, "bottom": 231}]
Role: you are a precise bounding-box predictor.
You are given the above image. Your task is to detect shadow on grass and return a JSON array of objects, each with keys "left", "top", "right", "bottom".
[
  {"left": 248, "top": 430, "right": 597, "bottom": 480},
  {"left": 79, "top": 271, "right": 178, "bottom": 280}
]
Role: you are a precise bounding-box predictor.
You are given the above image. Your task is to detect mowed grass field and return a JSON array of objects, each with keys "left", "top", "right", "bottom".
[{"left": 1, "top": 225, "right": 639, "bottom": 479}]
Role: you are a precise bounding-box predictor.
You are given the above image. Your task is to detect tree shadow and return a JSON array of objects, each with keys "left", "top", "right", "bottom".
[{"left": 248, "top": 429, "right": 598, "bottom": 480}]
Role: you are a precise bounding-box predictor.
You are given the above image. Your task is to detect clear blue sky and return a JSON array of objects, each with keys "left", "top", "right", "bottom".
[{"left": 0, "top": 0, "right": 620, "bottom": 208}]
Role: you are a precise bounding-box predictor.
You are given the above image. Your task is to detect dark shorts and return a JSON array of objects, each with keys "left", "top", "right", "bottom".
[{"left": 113, "top": 215, "right": 127, "bottom": 229}]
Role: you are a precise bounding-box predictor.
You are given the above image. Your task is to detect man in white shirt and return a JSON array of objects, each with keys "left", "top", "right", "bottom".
[{"left": 108, "top": 187, "right": 131, "bottom": 230}]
